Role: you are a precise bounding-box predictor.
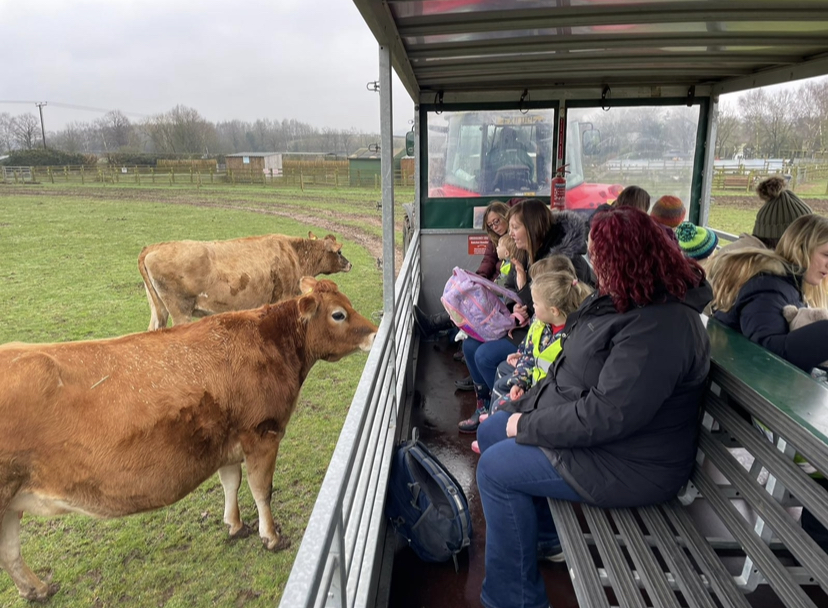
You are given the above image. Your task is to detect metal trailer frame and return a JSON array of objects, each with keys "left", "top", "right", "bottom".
[{"left": 280, "top": 3, "right": 828, "bottom": 606}]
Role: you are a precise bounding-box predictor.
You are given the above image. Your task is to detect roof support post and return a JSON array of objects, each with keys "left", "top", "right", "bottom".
[
  {"left": 698, "top": 97, "right": 718, "bottom": 227},
  {"left": 379, "top": 40, "right": 398, "bottom": 386}
]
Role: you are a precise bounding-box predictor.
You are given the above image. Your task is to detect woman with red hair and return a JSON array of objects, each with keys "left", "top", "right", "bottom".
[{"left": 474, "top": 206, "right": 712, "bottom": 608}]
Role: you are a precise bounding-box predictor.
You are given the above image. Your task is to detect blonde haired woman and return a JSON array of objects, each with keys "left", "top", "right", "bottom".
[{"left": 708, "top": 214, "right": 828, "bottom": 372}]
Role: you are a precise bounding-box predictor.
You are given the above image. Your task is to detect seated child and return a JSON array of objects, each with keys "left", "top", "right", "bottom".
[
  {"left": 471, "top": 263, "right": 593, "bottom": 453},
  {"left": 495, "top": 234, "right": 517, "bottom": 288}
]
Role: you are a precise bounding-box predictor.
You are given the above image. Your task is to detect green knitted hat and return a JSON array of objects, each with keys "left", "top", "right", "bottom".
[
  {"left": 753, "top": 176, "right": 813, "bottom": 240},
  {"left": 676, "top": 222, "right": 718, "bottom": 260}
]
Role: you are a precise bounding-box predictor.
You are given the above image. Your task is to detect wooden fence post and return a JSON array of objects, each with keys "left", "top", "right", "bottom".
[
  {"left": 190, "top": 167, "right": 194, "bottom": 184},
  {"left": 80, "top": 166, "right": 85, "bottom": 184},
  {"left": 135, "top": 167, "right": 140, "bottom": 185},
  {"left": 300, "top": 168, "right": 304, "bottom": 192},
  {"left": 151, "top": 167, "right": 155, "bottom": 184},
  {"left": 48, "top": 167, "right": 54, "bottom": 184}
]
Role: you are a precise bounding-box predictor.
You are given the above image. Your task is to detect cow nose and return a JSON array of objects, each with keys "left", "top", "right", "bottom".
[
  {"left": 361, "top": 332, "right": 376, "bottom": 352},
  {"left": 345, "top": 262, "right": 353, "bottom": 272}
]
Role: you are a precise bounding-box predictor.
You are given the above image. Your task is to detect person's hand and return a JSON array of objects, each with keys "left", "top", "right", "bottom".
[
  {"left": 509, "top": 385, "right": 524, "bottom": 400},
  {"left": 513, "top": 303, "right": 528, "bottom": 320},
  {"left": 506, "top": 413, "right": 522, "bottom": 438},
  {"left": 506, "top": 353, "right": 519, "bottom": 366}
]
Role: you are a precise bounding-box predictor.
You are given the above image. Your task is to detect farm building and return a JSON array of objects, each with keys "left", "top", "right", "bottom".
[
  {"left": 348, "top": 147, "right": 407, "bottom": 186},
  {"left": 225, "top": 152, "right": 283, "bottom": 176}
]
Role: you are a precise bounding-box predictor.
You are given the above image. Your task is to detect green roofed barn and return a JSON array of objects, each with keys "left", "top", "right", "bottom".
[{"left": 348, "top": 147, "right": 405, "bottom": 186}]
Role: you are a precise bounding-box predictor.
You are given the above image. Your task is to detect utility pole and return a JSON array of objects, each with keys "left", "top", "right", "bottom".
[{"left": 35, "top": 102, "right": 47, "bottom": 148}]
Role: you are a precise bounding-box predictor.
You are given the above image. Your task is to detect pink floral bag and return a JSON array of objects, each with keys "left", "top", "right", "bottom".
[{"left": 440, "top": 267, "right": 523, "bottom": 342}]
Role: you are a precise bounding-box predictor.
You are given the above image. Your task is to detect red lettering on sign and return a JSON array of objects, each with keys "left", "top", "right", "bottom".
[{"left": 468, "top": 235, "right": 489, "bottom": 256}]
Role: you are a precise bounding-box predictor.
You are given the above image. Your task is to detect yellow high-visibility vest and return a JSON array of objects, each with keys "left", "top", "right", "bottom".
[{"left": 528, "top": 319, "right": 563, "bottom": 384}]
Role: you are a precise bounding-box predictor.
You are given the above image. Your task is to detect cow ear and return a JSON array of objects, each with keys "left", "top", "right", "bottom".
[
  {"left": 324, "top": 238, "right": 340, "bottom": 252},
  {"left": 298, "top": 293, "right": 319, "bottom": 320},
  {"left": 300, "top": 276, "right": 318, "bottom": 294},
  {"left": 308, "top": 231, "right": 318, "bottom": 240}
]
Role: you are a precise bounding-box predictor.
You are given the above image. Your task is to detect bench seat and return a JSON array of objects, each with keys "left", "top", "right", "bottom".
[{"left": 552, "top": 320, "right": 828, "bottom": 607}]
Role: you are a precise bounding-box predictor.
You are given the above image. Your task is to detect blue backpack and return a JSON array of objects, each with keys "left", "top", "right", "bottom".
[{"left": 386, "top": 428, "right": 472, "bottom": 567}]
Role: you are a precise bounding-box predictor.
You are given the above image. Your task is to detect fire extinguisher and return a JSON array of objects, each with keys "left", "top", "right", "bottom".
[{"left": 551, "top": 165, "right": 568, "bottom": 211}]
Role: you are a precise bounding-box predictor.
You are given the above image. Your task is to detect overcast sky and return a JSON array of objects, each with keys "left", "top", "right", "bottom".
[{"left": 1, "top": 0, "right": 415, "bottom": 135}]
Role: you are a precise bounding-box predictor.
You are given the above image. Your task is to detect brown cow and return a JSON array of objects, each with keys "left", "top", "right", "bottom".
[
  {"left": 0, "top": 278, "right": 377, "bottom": 601},
  {"left": 138, "top": 231, "right": 352, "bottom": 330}
]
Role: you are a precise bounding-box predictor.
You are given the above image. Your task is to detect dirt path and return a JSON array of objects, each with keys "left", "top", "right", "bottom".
[{"left": 1, "top": 185, "right": 403, "bottom": 273}]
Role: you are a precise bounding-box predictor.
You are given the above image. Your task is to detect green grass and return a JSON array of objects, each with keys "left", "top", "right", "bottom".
[{"left": 0, "top": 187, "right": 385, "bottom": 607}]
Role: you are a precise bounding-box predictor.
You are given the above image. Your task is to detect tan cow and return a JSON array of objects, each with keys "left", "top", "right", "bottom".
[
  {"left": 0, "top": 278, "right": 377, "bottom": 601},
  {"left": 138, "top": 231, "right": 352, "bottom": 330}
]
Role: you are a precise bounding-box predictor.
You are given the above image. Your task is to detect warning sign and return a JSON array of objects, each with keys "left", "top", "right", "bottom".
[{"left": 468, "top": 235, "right": 489, "bottom": 255}]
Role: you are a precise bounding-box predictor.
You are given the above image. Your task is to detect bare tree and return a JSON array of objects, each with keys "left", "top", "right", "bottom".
[
  {"left": 0, "top": 113, "right": 14, "bottom": 153},
  {"left": 98, "top": 111, "right": 133, "bottom": 150},
  {"left": 715, "top": 102, "right": 741, "bottom": 159},
  {"left": 11, "top": 113, "right": 41, "bottom": 150}
]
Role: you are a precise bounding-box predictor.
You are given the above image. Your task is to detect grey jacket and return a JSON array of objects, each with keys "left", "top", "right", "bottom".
[{"left": 502, "top": 281, "right": 713, "bottom": 507}]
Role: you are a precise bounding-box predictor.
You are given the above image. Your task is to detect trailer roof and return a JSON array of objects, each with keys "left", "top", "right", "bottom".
[{"left": 352, "top": 0, "right": 828, "bottom": 104}]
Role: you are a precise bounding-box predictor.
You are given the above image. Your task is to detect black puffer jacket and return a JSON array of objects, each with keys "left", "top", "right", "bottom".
[
  {"left": 501, "top": 281, "right": 713, "bottom": 508},
  {"left": 713, "top": 272, "right": 828, "bottom": 371}
]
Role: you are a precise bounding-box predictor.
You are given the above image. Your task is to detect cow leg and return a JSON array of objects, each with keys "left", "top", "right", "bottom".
[
  {"left": 217, "top": 463, "right": 251, "bottom": 539},
  {"left": 0, "top": 510, "right": 58, "bottom": 601},
  {"left": 245, "top": 439, "right": 289, "bottom": 551}
]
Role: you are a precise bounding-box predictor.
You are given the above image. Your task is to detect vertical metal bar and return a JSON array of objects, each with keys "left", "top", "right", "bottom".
[
  {"left": 379, "top": 44, "right": 398, "bottom": 421},
  {"left": 413, "top": 110, "right": 421, "bottom": 234},
  {"left": 698, "top": 96, "right": 718, "bottom": 227}
]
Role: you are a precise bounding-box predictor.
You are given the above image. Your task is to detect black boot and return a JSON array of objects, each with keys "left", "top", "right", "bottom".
[{"left": 413, "top": 306, "right": 453, "bottom": 337}]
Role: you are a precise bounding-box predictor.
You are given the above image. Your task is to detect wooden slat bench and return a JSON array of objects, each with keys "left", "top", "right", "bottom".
[
  {"left": 721, "top": 175, "right": 753, "bottom": 191},
  {"left": 551, "top": 319, "right": 828, "bottom": 607}
]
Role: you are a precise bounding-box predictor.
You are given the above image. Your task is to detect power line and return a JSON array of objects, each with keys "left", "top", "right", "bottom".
[{"left": 0, "top": 100, "right": 149, "bottom": 118}]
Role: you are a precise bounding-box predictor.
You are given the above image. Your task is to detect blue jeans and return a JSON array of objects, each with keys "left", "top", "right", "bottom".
[
  {"left": 476, "top": 411, "right": 582, "bottom": 608},
  {"left": 463, "top": 338, "right": 518, "bottom": 392}
]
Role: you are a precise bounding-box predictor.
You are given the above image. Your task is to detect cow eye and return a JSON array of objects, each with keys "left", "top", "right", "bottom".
[{"left": 332, "top": 311, "right": 346, "bottom": 321}]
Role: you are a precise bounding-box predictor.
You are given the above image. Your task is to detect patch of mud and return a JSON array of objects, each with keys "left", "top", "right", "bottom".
[{"left": 713, "top": 195, "right": 828, "bottom": 214}]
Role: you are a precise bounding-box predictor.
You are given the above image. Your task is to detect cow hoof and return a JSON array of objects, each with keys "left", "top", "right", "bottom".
[
  {"left": 228, "top": 523, "right": 253, "bottom": 540},
  {"left": 21, "top": 582, "right": 59, "bottom": 602},
  {"left": 263, "top": 536, "right": 291, "bottom": 552}
]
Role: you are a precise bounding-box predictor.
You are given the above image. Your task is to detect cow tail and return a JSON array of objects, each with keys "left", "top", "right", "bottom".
[{"left": 138, "top": 247, "right": 169, "bottom": 331}]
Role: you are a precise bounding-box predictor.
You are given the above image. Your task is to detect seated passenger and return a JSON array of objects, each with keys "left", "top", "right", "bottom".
[
  {"left": 708, "top": 214, "right": 828, "bottom": 373},
  {"left": 474, "top": 206, "right": 712, "bottom": 608},
  {"left": 486, "top": 127, "right": 534, "bottom": 191},
  {"left": 719, "top": 175, "right": 812, "bottom": 253},
  {"left": 650, "top": 195, "right": 685, "bottom": 244}
]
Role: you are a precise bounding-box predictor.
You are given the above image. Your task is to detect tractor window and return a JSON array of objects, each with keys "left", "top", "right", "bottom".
[
  {"left": 427, "top": 109, "right": 555, "bottom": 198},
  {"left": 565, "top": 105, "right": 701, "bottom": 213}
]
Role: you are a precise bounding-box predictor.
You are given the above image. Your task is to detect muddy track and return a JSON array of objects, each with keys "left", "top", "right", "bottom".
[{"left": 1, "top": 186, "right": 403, "bottom": 272}]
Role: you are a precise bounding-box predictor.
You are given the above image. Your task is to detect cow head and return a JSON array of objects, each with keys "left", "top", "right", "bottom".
[
  {"left": 297, "top": 277, "right": 377, "bottom": 361},
  {"left": 308, "top": 231, "right": 352, "bottom": 274}
]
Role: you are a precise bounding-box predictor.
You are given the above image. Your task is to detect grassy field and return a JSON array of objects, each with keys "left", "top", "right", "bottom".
[{"left": 0, "top": 185, "right": 395, "bottom": 607}]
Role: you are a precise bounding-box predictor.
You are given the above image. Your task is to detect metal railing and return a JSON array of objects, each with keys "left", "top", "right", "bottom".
[{"left": 279, "top": 232, "right": 421, "bottom": 608}]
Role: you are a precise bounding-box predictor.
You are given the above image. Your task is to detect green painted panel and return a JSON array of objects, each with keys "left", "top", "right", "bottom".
[
  {"left": 707, "top": 318, "right": 828, "bottom": 444},
  {"left": 422, "top": 197, "right": 514, "bottom": 230}
]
